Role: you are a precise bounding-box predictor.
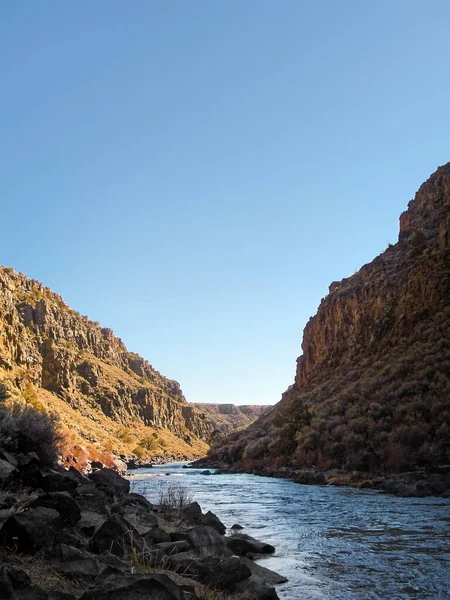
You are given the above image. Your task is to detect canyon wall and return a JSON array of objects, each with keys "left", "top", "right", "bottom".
[{"left": 207, "top": 163, "right": 450, "bottom": 473}]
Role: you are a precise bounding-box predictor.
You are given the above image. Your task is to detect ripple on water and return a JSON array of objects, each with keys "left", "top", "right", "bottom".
[{"left": 130, "top": 465, "right": 450, "bottom": 599}]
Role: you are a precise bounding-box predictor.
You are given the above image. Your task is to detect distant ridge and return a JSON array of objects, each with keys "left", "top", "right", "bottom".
[{"left": 191, "top": 403, "right": 270, "bottom": 438}]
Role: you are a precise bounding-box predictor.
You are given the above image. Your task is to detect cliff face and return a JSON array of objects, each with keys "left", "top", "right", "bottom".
[
  {"left": 0, "top": 268, "right": 212, "bottom": 463},
  {"left": 208, "top": 164, "right": 450, "bottom": 473},
  {"left": 192, "top": 403, "right": 269, "bottom": 438}
]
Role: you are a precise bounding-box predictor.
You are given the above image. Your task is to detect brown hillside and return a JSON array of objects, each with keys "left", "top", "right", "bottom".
[
  {"left": 0, "top": 268, "right": 212, "bottom": 466},
  {"left": 207, "top": 163, "right": 450, "bottom": 474},
  {"left": 191, "top": 403, "right": 269, "bottom": 438}
]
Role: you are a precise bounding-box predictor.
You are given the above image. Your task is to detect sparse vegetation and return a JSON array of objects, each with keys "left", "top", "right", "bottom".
[{"left": 0, "top": 398, "right": 60, "bottom": 467}]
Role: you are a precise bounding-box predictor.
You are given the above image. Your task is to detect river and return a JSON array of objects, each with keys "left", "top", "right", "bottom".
[{"left": 130, "top": 463, "right": 450, "bottom": 599}]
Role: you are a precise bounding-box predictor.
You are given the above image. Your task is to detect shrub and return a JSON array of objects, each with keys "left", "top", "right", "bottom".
[
  {"left": 0, "top": 402, "right": 60, "bottom": 467},
  {"left": 157, "top": 482, "right": 193, "bottom": 513}
]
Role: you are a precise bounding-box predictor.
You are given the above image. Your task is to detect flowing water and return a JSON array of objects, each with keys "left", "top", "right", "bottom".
[{"left": 130, "top": 464, "right": 450, "bottom": 599}]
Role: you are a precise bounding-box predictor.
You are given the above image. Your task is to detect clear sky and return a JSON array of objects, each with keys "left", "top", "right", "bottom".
[{"left": 1, "top": 1, "right": 449, "bottom": 405}]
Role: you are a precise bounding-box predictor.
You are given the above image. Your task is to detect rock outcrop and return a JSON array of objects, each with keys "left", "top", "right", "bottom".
[
  {"left": 191, "top": 404, "right": 270, "bottom": 439},
  {"left": 0, "top": 267, "right": 212, "bottom": 463},
  {"left": 205, "top": 163, "right": 450, "bottom": 484}
]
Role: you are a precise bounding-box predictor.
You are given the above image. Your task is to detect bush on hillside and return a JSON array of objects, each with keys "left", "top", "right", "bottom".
[{"left": 0, "top": 384, "right": 60, "bottom": 466}]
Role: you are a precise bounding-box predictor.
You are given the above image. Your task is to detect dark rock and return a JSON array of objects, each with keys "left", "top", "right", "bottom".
[
  {"left": 167, "top": 554, "right": 251, "bottom": 591},
  {"left": 20, "top": 464, "right": 47, "bottom": 490},
  {"left": 0, "top": 565, "right": 48, "bottom": 600},
  {"left": 89, "top": 514, "right": 142, "bottom": 557},
  {"left": 200, "top": 470, "right": 212, "bottom": 475},
  {"left": 68, "top": 466, "right": 89, "bottom": 483},
  {"left": 77, "top": 511, "right": 107, "bottom": 537},
  {"left": 48, "top": 544, "right": 104, "bottom": 579},
  {"left": 226, "top": 533, "right": 275, "bottom": 556},
  {"left": 91, "top": 461, "right": 104, "bottom": 470},
  {"left": 0, "top": 507, "right": 62, "bottom": 552},
  {"left": 231, "top": 523, "right": 244, "bottom": 530},
  {"left": 121, "top": 492, "right": 153, "bottom": 512},
  {"left": 239, "top": 556, "right": 287, "bottom": 584},
  {"left": 17, "top": 452, "right": 40, "bottom": 469},
  {"left": 79, "top": 573, "right": 195, "bottom": 599},
  {"left": 185, "top": 525, "right": 231, "bottom": 556},
  {"left": 126, "top": 458, "right": 137, "bottom": 470},
  {"left": 144, "top": 527, "right": 171, "bottom": 546},
  {"left": 201, "top": 510, "right": 226, "bottom": 534},
  {"left": 30, "top": 492, "right": 81, "bottom": 525},
  {"left": 428, "top": 477, "right": 449, "bottom": 494},
  {"left": 89, "top": 468, "right": 130, "bottom": 496},
  {"left": 182, "top": 501, "right": 202, "bottom": 522},
  {"left": 43, "top": 469, "right": 79, "bottom": 494},
  {"left": 0, "top": 458, "right": 18, "bottom": 484},
  {"left": 0, "top": 450, "right": 19, "bottom": 468},
  {"left": 75, "top": 482, "right": 109, "bottom": 513},
  {"left": 157, "top": 540, "right": 190, "bottom": 554},
  {"left": 236, "top": 575, "right": 279, "bottom": 600}
]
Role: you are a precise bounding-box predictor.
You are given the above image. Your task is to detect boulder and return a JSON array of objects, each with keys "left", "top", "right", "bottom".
[
  {"left": 126, "top": 458, "right": 138, "bottom": 470},
  {"left": 0, "top": 565, "right": 48, "bottom": 600},
  {"left": 122, "top": 493, "right": 153, "bottom": 512},
  {"left": 157, "top": 540, "right": 190, "bottom": 554},
  {"left": 0, "top": 507, "right": 62, "bottom": 552},
  {"left": 236, "top": 575, "right": 280, "bottom": 600},
  {"left": 185, "top": 525, "right": 231, "bottom": 556},
  {"left": 182, "top": 501, "right": 202, "bottom": 522},
  {"left": 200, "top": 470, "right": 212, "bottom": 475},
  {"left": 167, "top": 554, "right": 251, "bottom": 591},
  {"left": 89, "top": 468, "right": 130, "bottom": 496},
  {"left": 201, "top": 510, "right": 226, "bottom": 534},
  {"left": 89, "top": 514, "right": 143, "bottom": 557},
  {"left": 30, "top": 492, "right": 81, "bottom": 525},
  {"left": 144, "top": 527, "right": 171, "bottom": 546},
  {"left": 20, "top": 464, "right": 47, "bottom": 490},
  {"left": 77, "top": 511, "right": 107, "bottom": 537},
  {"left": 75, "top": 483, "right": 109, "bottom": 513},
  {"left": 48, "top": 544, "right": 105, "bottom": 580},
  {"left": 239, "top": 557, "right": 287, "bottom": 585},
  {"left": 0, "top": 458, "right": 18, "bottom": 484},
  {"left": 0, "top": 450, "right": 18, "bottom": 468},
  {"left": 231, "top": 523, "right": 244, "bottom": 530},
  {"left": 43, "top": 469, "right": 80, "bottom": 494},
  {"left": 79, "top": 573, "right": 195, "bottom": 600},
  {"left": 226, "top": 533, "right": 275, "bottom": 556}
]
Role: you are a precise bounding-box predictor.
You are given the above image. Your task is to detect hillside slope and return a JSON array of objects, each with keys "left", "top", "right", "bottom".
[
  {"left": 0, "top": 268, "right": 212, "bottom": 465},
  {"left": 206, "top": 163, "right": 450, "bottom": 476},
  {"left": 192, "top": 403, "right": 269, "bottom": 437}
]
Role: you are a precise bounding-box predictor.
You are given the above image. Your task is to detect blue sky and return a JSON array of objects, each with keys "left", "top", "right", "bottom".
[{"left": 1, "top": 1, "right": 449, "bottom": 405}]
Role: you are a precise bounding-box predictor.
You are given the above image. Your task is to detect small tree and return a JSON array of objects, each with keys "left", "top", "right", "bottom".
[{"left": 0, "top": 383, "right": 10, "bottom": 405}]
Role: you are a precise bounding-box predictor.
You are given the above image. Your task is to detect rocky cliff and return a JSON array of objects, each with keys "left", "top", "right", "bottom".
[
  {"left": 192, "top": 404, "right": 269, "bottom": 438},
  {"left": 0, "top": 268, "right": 212, "bottom": 464},
  {"left": 207, "top": 163, "right": 450, "bottom": 476}
]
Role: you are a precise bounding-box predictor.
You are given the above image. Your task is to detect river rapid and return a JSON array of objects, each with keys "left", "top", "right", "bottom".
[{"left": 130, "top": 464, "right": 450, "bottom": 599}]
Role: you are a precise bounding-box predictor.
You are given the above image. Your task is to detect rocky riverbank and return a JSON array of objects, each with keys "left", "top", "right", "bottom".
[
  {"left": 193, "top": 461, "right": 450, "bottom": 498},
  {"left": 0, "top": 449, "right": 286, "bottom": 600}
]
